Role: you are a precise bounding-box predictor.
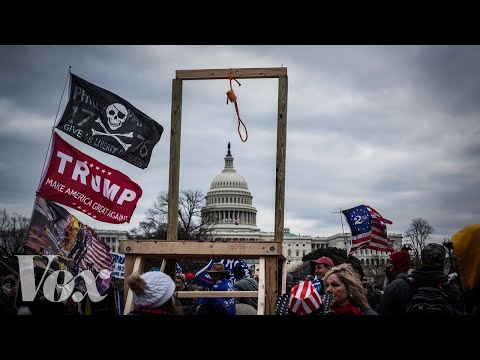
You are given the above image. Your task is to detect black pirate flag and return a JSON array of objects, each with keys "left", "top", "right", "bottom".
[{"left": 55, "top": 73, "right": 164, "bottom": 169}]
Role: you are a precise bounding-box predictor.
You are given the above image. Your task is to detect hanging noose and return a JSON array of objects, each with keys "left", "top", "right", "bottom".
[{"left": 226, "top": 68, "right": 248, "bottom": 142}]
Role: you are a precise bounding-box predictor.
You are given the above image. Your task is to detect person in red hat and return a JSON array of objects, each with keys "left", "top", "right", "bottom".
[
  {"left": 185, "top": 272, "right": 195, "bottom": 282},
  {"left": 310, "top": 256, "right": 334, "bottom": 295},
  {"left": 385, "top": 249, "right": 411, "bottom": 285},
  {"left": 184, "top": 272, "right": 203, "bottom": 291}
]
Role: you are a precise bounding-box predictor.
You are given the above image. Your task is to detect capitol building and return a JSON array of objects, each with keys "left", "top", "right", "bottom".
[
  {"left": 99, "top": 143, "right": 403, "bottom": 277},
  {"left": 200, "top": 143, "right": 403, "bottom": 270}
]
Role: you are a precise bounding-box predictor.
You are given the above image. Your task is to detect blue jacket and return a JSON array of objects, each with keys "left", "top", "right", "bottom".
[{"left": 199, "top": 278, "right": 236, "bottom": 315}]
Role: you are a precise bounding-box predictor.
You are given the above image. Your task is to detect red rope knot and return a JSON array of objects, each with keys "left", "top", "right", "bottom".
[{"left": 226, "top": 68, "right": 248, "bottom": 142}]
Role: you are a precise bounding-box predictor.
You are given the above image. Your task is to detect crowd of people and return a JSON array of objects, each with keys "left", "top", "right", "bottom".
[
  {"left": 6, "top": 224, "right": 478, "bottom": 316},
  {"left": 126, "top": 262, "right": 259, "bottom": 316},
  {"left": 275, "top": 224, "right": 480, "bottom": 316},
  {"left": 125, "top": 224, "right": 480, "bottom": 316}
]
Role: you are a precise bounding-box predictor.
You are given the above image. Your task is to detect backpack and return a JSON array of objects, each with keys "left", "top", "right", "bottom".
[{"left": 403, "top": 277, "right": 456, "bottom": 316}]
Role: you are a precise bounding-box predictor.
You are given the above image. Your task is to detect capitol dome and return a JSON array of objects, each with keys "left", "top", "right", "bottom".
[
  {"left": 210, "top": 159, "right": 249, "bottom": 190},
  {"left": 201, "top": 142, "right": 259, "bottom": 233}
]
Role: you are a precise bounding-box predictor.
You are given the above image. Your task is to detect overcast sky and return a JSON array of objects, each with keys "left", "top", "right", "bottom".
[{"left": 0, "top": 45, "right": 478, "bottom": 243}]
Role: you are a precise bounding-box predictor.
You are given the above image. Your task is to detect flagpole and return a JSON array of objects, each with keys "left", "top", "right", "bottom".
[
  {"left": 339, "top": 208, "right": 346, "bottom": 238},
  {"left": 37, "top": 66, "right": 71, "bottom": 191},
  {"left": 332, "top": 208, "right": 349, "bottom": 254},
  {"left": 53, "top": 66, "right": 72, "bottom": 128},
  {"left": 30, "top": 67, "right": 72, "bottom": 238}
]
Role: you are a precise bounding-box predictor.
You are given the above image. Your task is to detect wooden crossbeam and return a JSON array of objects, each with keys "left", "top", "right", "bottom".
[
  {"left": 176, "top": 67, "right": 287, "bottom": 80},
  {"left": 119, "top": 240, "right": 283, "bottom": 258}
]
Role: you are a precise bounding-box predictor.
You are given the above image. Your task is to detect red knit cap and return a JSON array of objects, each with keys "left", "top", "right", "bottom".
[
  {"left": 389, "top": 250, "right": 410, "bottom": 273},
  {"left": 185, "top": 273, "right": 195, "bottom": 281}
]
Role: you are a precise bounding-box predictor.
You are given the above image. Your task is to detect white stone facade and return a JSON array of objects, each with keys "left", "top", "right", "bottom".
[
  {"left": 311, "top": 233, "right": 403, "bottom": 267},
  {"left": 95, "top": 229, "right": 128, "bottom": 253},
  {"left": 199, "top": 143, "right": 403, "bottom": 268}
]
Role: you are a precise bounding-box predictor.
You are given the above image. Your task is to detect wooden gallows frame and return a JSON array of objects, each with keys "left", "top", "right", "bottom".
[{"left": 120, "top": 67, "right": 288, "bottom": 315}]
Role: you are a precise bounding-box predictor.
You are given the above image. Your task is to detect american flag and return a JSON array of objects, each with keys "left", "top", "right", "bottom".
[
  {"left": 366, "top": 205, "right": 392, "bottom": 225},
  {"left": 80, "top": 226, "right": 115, "bottom": 273},
  {"left": 342, "top": 205, "right": 394, "bottom": 255}
]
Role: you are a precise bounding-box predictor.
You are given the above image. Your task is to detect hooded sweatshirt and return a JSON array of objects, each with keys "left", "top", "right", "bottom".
[
  {"left": 452, "top": 224, "right": 480, "bottom": 292},
  {"left": 452, "top": 224, "right": 480, "bottom": 315}
]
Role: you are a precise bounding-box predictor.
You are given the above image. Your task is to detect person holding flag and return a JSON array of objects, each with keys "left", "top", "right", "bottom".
[
  {"left": 310, "top": 256, "right": 334, "bottom": 295},
  {"left": 196, "top": 263, "right": 236, "bottom": 316}
]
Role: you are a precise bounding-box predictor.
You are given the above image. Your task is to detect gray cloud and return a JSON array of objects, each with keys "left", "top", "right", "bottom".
[{"left": 0, "top": 45, "right": 478, "bottom": 244}]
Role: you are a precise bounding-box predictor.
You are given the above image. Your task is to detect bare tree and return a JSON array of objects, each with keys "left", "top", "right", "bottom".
[
  {"left": 131, "top": 190, "right": 217, "bottom": 240},
  {"left": 130, "top": 196, "right": 169, "bottom": 239},
  {"left": 404, "top": 218, "right": 434, "bottom": 268},
  {"left": 0, "top": 209, "right": 30, "bottom": 256}
]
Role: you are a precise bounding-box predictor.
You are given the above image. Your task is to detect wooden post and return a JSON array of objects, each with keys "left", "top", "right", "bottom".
[
  {"left": 265, "top": 256, "right": 278, "bottom": 315},
  {"left": 273, "top": 75, "right": 288, "bottom": 305},
  {"left": 123, "top": 254, "right": 134, "bottom": 301},
  {"left": 123, "top": 255, "right": 143, "bottom": 315},
  {"left": 257, "top": 257, "right": 266, "bottom": 315},
  {"left": 274, "top": 76, "right": 288, "bottom": 244},
  {"left": 165, "top": 78, "right": 183, "bottom": 279},
  {"left": 281, "top": 257, "right": 287, "bottom": 295},
  {"left": 167, "top": 79, "right": 183, "bottom": 243}
]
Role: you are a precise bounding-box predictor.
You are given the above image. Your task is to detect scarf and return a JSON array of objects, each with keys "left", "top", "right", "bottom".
[
  {"left": 131, "top": 307, "right": 168, "bottom": 315},
  {"left": 331, "top": 303, "right": 362, "bottom": 315}
]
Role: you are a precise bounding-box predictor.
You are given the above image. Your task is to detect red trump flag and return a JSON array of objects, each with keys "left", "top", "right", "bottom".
[{"left": 38, "top": 132, "right": 142, "bottom": 224}]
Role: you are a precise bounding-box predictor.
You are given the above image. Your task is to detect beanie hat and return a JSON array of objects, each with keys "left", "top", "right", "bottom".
[
  {"left": 127, "top": 271, "right": 175, "bottom": 309},
  {"left": 310, "top": 256, "right": 334, "bottom": 268},
  {"left": 185, "top": 272, "right": 195, "bottom": 281},
  {"left": 176, "top": 273, "right": 186, "bottom": 284},
  {"left": 387, "top": 250, "right": 411, "bottom": 282},
  {"left": 421, "top": 243, "right": 446, "bottom": 267},
  {"left": 289, "top": 281, "right": 322, "bottom": 315},
  {"left": 452, "top": 224, "right": 480, "bottom": 291},
  {"left": 389, "top": 250, "right": 410, "bottom": 272}
]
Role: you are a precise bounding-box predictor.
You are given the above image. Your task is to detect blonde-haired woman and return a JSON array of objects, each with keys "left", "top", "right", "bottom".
[{"left": 324, "top": 264, "right": 378, "bottom": 315}]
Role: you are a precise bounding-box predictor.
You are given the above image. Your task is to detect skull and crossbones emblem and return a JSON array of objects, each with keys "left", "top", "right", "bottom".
[{"left": 91, "top": 103, "right": 133, "bottom": 150}]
